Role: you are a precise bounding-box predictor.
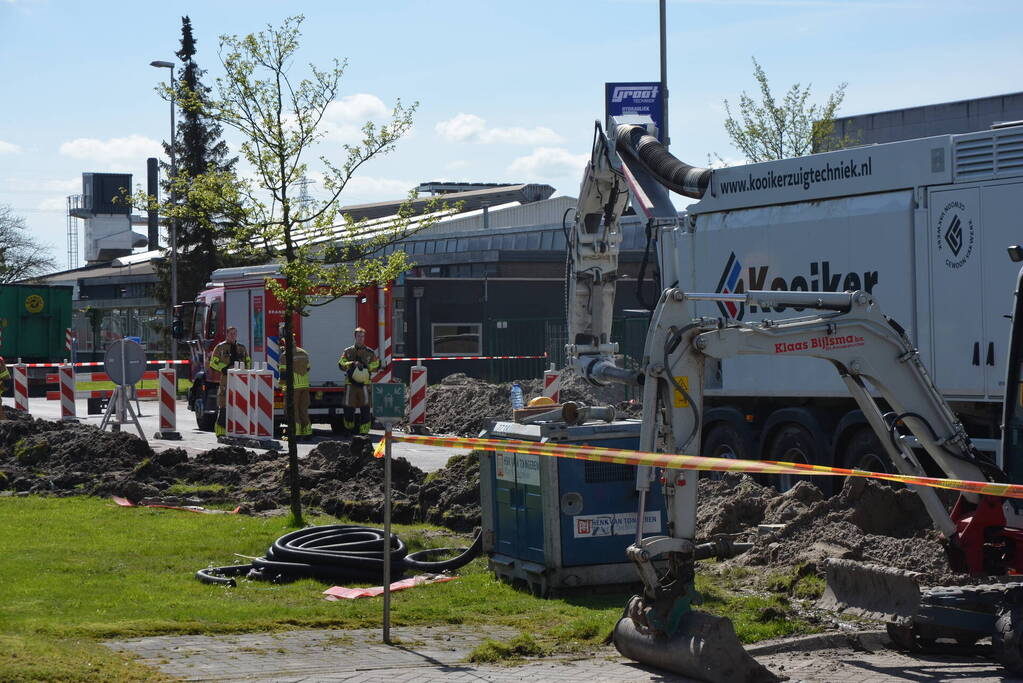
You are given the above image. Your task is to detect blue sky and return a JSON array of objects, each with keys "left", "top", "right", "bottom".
[{"left": 1, "top": 0, "right": 1021, "bottom": 270}]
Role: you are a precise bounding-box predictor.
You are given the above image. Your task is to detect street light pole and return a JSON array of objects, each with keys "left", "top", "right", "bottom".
[{"left": 150, "top": 60, "right": 178, "bottom": 360}]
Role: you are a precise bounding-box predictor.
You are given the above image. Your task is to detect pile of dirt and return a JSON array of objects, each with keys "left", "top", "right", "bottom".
[
  {"left": 0, "top": 410, "right": 480, "bottom": 531},
  {"left": 698, "top": 473, "right": 955, "bottom": 584},
  {"left": 415, "top": 372, "right": 640, "bottom": 436}
]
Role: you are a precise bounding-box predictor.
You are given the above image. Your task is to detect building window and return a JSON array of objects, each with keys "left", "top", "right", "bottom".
[{"left": 431, "top": 323, "right": 481, "bottom": 356}]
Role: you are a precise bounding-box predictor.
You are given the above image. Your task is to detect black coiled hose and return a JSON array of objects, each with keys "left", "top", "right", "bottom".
[
  {"left": 615, "top": 124, "right": 712, "bottom": 199},
  {"left": 196, "top": 524, "right": 482, "bottom": 587}
]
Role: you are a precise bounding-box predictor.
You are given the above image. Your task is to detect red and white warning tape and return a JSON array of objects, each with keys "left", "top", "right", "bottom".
[
  {"left": 21, "top": 360, "right": 190, "bottom": 368},
  {"left": 392, "top": 353, "right": 548, "bottom": 362}
]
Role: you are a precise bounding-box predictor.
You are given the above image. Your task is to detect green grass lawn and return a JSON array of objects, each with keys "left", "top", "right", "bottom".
[{"left": 0, "top": 496, "right": 816, "bottom": 681}]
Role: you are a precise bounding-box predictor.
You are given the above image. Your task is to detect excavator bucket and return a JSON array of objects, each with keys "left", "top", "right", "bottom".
[
  {"left": 613, "top": 602, "right": 779, "bottom": 683},
  {"left": 818, "top": 558, "right": 923, "bottom": 621}
]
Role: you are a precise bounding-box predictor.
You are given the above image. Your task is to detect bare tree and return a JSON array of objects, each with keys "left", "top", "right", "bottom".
[{"left": 0, "top": 204, "right": 57, "bottom": 282}]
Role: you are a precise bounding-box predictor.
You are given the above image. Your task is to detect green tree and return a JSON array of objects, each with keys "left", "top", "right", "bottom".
[
  {"left": 718, "top": 57, "right": 849, "bottom": 163},
  {"left": 188, "top": 15, "right": 451, "bottom": 524},
  {"left": 0, "top": 204, "right": 57, "bottom": 283},
  {"left": 158, "top": 16, "right": 250, "bottom": 309}
]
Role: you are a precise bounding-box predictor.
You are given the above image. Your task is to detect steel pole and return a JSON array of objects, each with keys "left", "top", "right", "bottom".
[
  {"left": 383, "top": 424, "right": 393, "bottom": 644},
  {"left": 659, "top": 0, "right": 669, "bottom": 150},
  {"left": 169, "top": 67, "right": 178, "bottom": 362}
]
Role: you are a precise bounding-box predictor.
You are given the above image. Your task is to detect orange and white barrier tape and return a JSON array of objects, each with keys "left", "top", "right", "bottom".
[{"left": 373, "top": 433, "right": 1023, "bottom": 501}]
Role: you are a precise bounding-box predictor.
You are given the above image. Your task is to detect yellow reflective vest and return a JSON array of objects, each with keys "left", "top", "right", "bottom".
[{"left": 279, "top": 346, "right": 310, "bottom": 389}]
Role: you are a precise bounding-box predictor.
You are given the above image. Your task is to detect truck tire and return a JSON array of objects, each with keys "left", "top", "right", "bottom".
[
  {"left": 701, "top": 422, "right": 750, "bottom": 480},
  {"left": 842, "top": 427, "right": 892, "bottom": 474},
  {"left": 767, "top": 424, "right": 818, "bottom": 493},
  {"left": 194, "top": 397, "right": 215, "bottom": 432}
]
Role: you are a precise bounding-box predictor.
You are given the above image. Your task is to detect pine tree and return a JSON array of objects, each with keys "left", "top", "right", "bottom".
[{"left": 159, "top": 16, "right": 245, "bottom": 308}]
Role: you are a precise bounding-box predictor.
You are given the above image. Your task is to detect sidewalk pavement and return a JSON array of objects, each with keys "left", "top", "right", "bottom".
[{"left": 107, "top": 625, "right": 1017, "bottom": 682}]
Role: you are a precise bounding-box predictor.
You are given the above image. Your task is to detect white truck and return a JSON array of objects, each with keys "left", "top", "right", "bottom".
[{"left": 655, "top": 125, "right": 1023, "bottom": 485}]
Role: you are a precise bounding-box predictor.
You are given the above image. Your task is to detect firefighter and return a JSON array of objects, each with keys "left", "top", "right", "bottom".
[
  {"left": 0, "top": 356, "right": 9, "bottom": 420},
  {"left": 209, "top": 326, "right": 251, "bottom": 436},
  {"left": 338, "top": 327, "right": 379, "bottom": 435},
  {"left": 279, "top": 331, "right": 312, "bottom": 439}
]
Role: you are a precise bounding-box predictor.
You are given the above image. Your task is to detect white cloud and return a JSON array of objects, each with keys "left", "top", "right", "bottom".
[
  {"left": 508, "top": 147, "right": 588, "bottom": 179},
  {"left": 435, "top": 113, "right": 564, "bottom": 145},
  {"left": 323, "top": 94, "right": 390, "bottom": 143},
  {"left": 340, "top": 176, "right": 416, "bottom": 203},
  {"left": 58, "top": 134, "right": 163, "bottom": 164},
  {"left": 0, "top": 140, "right": 22, "bottom": 154},
  {"left": 36, "top": 196, "right": 68, "bottom": 212}
]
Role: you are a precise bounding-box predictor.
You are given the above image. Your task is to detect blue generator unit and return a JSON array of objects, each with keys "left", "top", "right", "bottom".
[{"left": 479, "top": 419, "right": 667, "bottom": 596}]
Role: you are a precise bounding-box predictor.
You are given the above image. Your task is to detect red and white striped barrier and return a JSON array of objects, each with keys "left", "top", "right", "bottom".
[
  {"left": 226, "top": 365, "right": 250, "bottom": 437},
  {"left": 393, "top": 353, "right": 548, "bottom": 362},
  {"left": 409, "top": 364, "right": 427, "bottom": 429},
  {"left": 59, "top": 364, "right": 77, "bottom": 421},
  {"left": 253, "top": 366, "right": 274, "bottom": 439},
  {"left": 65, "top": 328, "right": 73, "bottom": 355},
  {"left": 155, "top": 366, "right": 181, "bottom": 440},
  {"left": 12, "top": 363, "right": 28, "bottom": 413},
  {"left": 543, "top": 364, "right": 562, "bottom": 404}
]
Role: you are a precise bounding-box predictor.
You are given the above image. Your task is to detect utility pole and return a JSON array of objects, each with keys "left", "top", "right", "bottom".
[
  {"left": 151, "top": 60, "right": 179, "bottom": 360},
  {"left": 659, "top": 0, "right": 669, "bottom": 150}
]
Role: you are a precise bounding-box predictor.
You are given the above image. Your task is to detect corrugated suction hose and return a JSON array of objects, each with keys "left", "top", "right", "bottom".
[
  {"left": 615, "top": 124, "right": 711, "bottom": 199},
  {"left": 196, "top": 524, "right": 482, "bottom": 587}
]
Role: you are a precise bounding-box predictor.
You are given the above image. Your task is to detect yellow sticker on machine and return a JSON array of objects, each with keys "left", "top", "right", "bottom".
[
  {"left": 673, "top": 376, "right": 689, "bottom": 407},
  {"left": 24, "top": 295, "right": 44, "bottom": 314}
]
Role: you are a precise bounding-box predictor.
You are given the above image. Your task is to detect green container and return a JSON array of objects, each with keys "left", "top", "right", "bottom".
[{"left": 0, "top": 284, "right": 74, "bottom": 362}]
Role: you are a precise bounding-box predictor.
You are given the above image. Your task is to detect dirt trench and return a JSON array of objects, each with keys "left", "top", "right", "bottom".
[{"left": 0, "top": 409, "right": 481, "bottom": 531}]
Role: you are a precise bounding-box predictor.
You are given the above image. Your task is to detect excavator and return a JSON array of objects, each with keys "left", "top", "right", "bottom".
[{"left": 566, "top": 117, "right": 1023, "bottom": 681}]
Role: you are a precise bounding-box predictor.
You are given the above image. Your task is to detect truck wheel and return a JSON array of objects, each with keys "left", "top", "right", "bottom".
[
  {"left": 994, "top": 607, "right": 1023, "bottom": 675},
  {"left": 842, "top": 427, "right": 892, "bottom": 474},
  {"left": 701, "top": 422, "right": 749, "bottom": 480},
  {"left": 767, "top": 424, "right": 819, "bottom": 493}
]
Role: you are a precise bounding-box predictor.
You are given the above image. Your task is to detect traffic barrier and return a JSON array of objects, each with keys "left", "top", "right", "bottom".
[
  {"left": 543, "top": 364, "right": 562, "bottom": 404},
  {"left": 12, "top": 363, "right": 28, "bottom": 413},
  {"left": 226, "top": 365, "right": 251, "bottom": 437},
  {"left": 59, "top": 363, "right": 77, "bottom": 422},
  {"left": 393, "top": 353, "right": 548, "bottom": 362},
  {"left": 409, "top": 364, "right": 427, "bottom": 428},
  {"left": 373, "top": 433, "right": 1023, "bottom": 501},
  {"left": 155, "top": 366, "right": 181, "bottom": 439},
  {"left": 373, "top": 335, "right": 393, "bottom": 383},
  {"left": 65, "top": 328, "right": 73, "bottom": 355},
  {"left": 266, "top": 336, "right": 280, "bottom": 379},
  {"left": 253, "top": 366, "right": 274, "bottom": 439}
]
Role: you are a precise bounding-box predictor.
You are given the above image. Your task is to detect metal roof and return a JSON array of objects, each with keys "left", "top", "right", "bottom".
[{"left": 336, "top": 183, "right": 555, "bottom": 220}]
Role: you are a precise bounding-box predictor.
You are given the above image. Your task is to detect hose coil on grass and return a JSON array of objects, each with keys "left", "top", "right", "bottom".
[{"left": 196, "top": 524, "right": 482, "bottom": 587}]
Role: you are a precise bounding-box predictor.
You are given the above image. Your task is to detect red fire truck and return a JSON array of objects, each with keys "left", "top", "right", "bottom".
[{"left": 173, "top": 264, "right": 393, "bottom": 432}]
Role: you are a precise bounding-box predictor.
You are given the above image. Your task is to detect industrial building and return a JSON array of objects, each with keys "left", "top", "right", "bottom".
[{"left": 825, "top": 91, "right": 1023, "bottom": 148}]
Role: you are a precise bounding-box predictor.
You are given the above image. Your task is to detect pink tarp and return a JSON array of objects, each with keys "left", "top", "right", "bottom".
[{"left": 323, "top": 574, "right": 458, "bottom": 600}]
